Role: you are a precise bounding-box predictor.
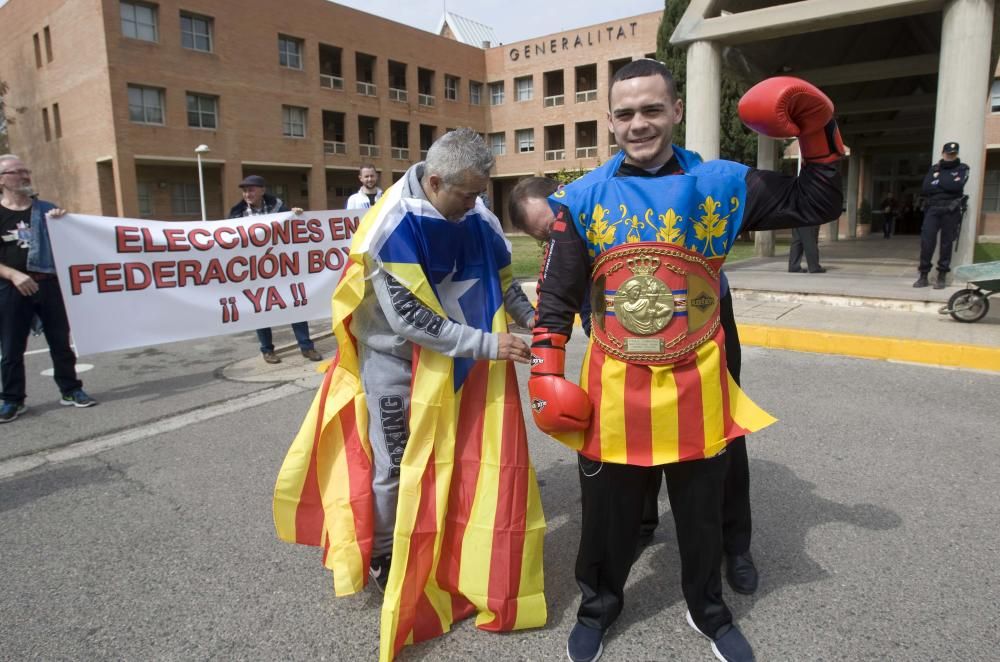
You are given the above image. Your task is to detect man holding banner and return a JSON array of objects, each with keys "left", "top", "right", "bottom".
[
  {"left": 228, "top": 174, "right": 321, "bottom": 364},
  {"left": 0, "top": 154, "right": 97, "bottom": 423},
  {"left": 273, "top": 128, "right": 543, "bottom": 661}
]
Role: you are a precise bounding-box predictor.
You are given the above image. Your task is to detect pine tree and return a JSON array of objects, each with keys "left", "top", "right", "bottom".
[
  {"left": 656, "top": 0, "right": 688, "bottom": 147},
  {"left": 656, "top": 0, "right": 757, "bottom": 165}
]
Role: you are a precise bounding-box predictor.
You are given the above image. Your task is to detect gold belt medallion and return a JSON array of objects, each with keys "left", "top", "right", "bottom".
[{"left": 590, "top": 242, "right": 722, "bottom": 365}]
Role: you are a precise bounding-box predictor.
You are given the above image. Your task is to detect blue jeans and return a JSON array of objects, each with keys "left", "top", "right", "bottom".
[
  {"left": 255, "top": 322, "right": 314, "bottom": 354},
  {"left": 0, "top": 279, "right": 82, "bottom": 403}
]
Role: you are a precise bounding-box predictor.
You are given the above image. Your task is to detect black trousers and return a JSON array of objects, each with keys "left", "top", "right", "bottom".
[
  {"left": 0, "top": 279, "right": 82, "bottom": 404},
  {"left": 918, "top": 207, "right": 961, "bottom": 274},
  {"left": 788, "top": 225, "right": 821, "bottom": 272},
  {"left": 576, "top": 453, "right": 732, "bottom": 638},
  {"left": 577, "top": 291, "right": 746, "bottom": 638},
  {"left": 641, "top": 292, "right": 751, "bottom": 554}
]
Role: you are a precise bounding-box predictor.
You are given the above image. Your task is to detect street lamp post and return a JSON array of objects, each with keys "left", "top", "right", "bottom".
[{"left": 194, "top": 144, "right": 210, "bottom": 221}]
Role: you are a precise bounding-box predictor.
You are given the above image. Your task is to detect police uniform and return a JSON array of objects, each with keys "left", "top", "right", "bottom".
[{"left": 918, "top": 142, "right": 969, "bottom": 281}]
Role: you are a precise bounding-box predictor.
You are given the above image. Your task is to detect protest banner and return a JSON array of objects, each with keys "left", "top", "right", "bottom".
[{"left": 47, "top": 210, "right": 359, "bottom": 355}]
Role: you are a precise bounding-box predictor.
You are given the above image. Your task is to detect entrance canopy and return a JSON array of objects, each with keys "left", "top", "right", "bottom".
[{"left": 671, "top": 0, "right": 999, "bottom": 265}]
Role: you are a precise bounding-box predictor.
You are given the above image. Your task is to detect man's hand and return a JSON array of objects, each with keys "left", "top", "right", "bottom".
[
  {"left": 291, "top": 207, "right": 304, "bottom": 215},
  {"left": 738, "top": 76, "right": 845, "bottom": 164},
  {"left": 46, "top": 208, "right": 67, "bottom": 219},
  {"left": 11, "top": 270, "right": 39, "bottom": 296},
  {"left": 496, "top": 332, "right": 530, "bottom": 364}
]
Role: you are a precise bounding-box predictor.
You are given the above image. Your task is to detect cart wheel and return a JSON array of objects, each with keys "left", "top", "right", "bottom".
[{"left": 947, "top": 289, "right": 989, "bottom": 323}]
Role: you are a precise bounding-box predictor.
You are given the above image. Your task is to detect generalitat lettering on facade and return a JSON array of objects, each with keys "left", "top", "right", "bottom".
[{"left": 509, "top": 22, "right": 639, "bottom": 61}]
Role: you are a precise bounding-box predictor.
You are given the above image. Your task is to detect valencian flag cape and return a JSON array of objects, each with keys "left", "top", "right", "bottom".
[
  {"left": 273, "top": 181, "right": 546, "bottom": 661},
  {"left": 549, "top": 147, "right": 776, "bottom": 465}
]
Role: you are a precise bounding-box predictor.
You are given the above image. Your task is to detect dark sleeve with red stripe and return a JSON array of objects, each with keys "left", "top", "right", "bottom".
[
  {"left": 533, "top": 202, "right": 590, "bottom": 342},
  {"left": 741, "top": 162, "right": 843, "bottom": 232}
]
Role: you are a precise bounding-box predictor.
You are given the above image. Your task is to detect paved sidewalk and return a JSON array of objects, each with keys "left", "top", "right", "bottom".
[{"left": 723, "top": 234, "right": 1000, "bottom": 370}]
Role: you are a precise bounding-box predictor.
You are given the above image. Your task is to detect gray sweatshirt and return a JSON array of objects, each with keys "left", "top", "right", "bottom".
[{"left": 350, "top": 162, "right": 534, "bottom": 362}]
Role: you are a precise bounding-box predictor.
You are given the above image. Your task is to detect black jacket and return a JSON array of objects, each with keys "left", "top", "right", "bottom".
[
  {"left": 921, "top": 159, "right": 968, "bottom": 209},
  {"left": 227, "top": 194, "right": 288, "bottom": 218}
]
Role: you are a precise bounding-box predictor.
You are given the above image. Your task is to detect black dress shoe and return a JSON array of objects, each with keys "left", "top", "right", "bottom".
[
  {"left": 808, "top": 267, "right": 827, "bottom": 273},
  {"left": 726, "top": 552, "right": 759, "bottom": 595},
  {"left": 788, "top": 266, "right": 803, "bottom": 273}
]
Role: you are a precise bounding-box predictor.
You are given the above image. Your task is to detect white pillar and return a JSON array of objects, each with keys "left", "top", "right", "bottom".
[
  {"left": 846, "top": 153, "right": 861, "bottom": 239},
  {"left": 933, "top": 0, "right": 995, "bottom": 267},
  {"left": 685, "top": 41, "right": 721, "bottom": 160},
  {"left": 754, "top": 135, "right": 777, "bottom": 256}
]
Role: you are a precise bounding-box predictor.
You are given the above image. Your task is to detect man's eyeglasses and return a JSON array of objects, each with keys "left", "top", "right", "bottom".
[{"left": 1, "top": 169, "right": 31, "bottom": 176}]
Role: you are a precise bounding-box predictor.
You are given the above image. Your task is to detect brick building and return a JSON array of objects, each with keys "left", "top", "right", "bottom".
[
  {"left": 2, "top": 0, "right": 997, "bottom": 249},
  {"left": 0, "top": 0, "right": 659, "bottom": 225}
]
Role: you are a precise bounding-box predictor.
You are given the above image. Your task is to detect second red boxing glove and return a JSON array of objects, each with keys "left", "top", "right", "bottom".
[{"left": 738, "top": 76, "right": 845, "bottom": 164}]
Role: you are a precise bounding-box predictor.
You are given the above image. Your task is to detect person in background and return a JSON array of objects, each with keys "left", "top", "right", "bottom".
[
  {"left": 0, "top": 154, "right": 97, "bottom": 423},
  {"left": 913, "top": 142, "right": 968, "bottom": 289},
  {"left": 345, "top": 164, "right": 383, "bottom": 210},
  {"left": 227, "top": 175, "right": 321, "bottom": 364}
]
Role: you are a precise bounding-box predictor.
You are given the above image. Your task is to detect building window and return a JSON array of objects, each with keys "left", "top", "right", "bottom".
[
  {"left": 43, "top": 26, "right": 53, "bottom": 62},
  {"left": 278, "top": 35, "right": 303, "bottom": 70},
  {"left": 489, "top": 132, "right": 505, "bottom": 156},
  {"left": 137, "top": 181, "right": 152, "bottom": 216},
  {"left": 120, "top": 2, "right": 158, "bottom": 42},
  {"left": 42, "top": 108, "right": 51, "bottom": 142},
  {"left": 33, "top": 33, "right": 42, "bottom": 68},
  {"left": 444, "top": 75, "right": 459, "bottom": 101},
  {"left": 984, "top": 167, "right": 1000, "bottom": 212},
  {"left": 489, "top": 81, "right": 504, "bottom": 106},
  {"left": 53, "top": 103, "right": 62, "bottom": 138},
  {"left": 282, "top": 105, "right": 307, "bottom": 137},
  {"left": 127, "top": 84, "right": 164, "bottom": 124},
  {"left": 515, "top": 128, "right": 534, "bottom": 153},
  {"left": 170, "top": 183, "right": 200, "bottom": 215},
  {"left": 186, "top": 93, "right": 217, "bottom": 129},
  {"left": 180, "top": 12, "right": 212, "bottom": 52},
  {"left": 991, "top": 79, "right": 1000, "bottom": 113},
  {"left": 515, "top": 76, "right": 533, "bottom": 102},
  {"left": 469, "top": 81, "right": 482, "bottom": 105}
]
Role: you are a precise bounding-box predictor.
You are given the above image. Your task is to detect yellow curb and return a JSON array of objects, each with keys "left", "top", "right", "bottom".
[{"left": 738, "top": 324, "right": 1000, "bottom": 373}]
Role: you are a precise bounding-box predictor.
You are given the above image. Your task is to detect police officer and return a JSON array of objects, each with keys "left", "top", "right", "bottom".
[{"left": 914, "top": 142, "right": 968, "bottom": 289}]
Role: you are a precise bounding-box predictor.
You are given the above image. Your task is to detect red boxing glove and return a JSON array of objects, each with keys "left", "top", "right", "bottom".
[
  {"left": 738, "top": 76, "right": 846, "bottom": 164},
  {"left": 528, "top": 332, "right": 591, "bottom": 434}
]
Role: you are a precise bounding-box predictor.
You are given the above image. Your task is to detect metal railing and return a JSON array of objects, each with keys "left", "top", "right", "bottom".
[
  {"left": 576, "top": 89, "right": 597, "bottom": 103},
  {"left": 359, "top": 143, "right": 379, "bottom": 157},
  {"left": 323, "top": 140, "right": 346, "bottom": 155},
  {"left": 389, "top": 88, "right": 408, "bottom": 102},
  {"left": 319, "top": 74, "right": 344, "bottom": 90},
  {"left": 356, "top": 81, "right": 377, "bottom": 96},
  {"left": 544, "top": 149, "right": 565, "bottom": 161},
  {"left": 576, "top": 146, "right": 597, "bottom": 159},
  {"left": 391, "top": 146, "right": 409, "bottom": 160},
  {"left": 608, "top": 144, "right": 621, "bottom": 155},
  {"left": 543, "top": 94, "right": 565, "bottom": 107},
  {"left": 418, "top": 93, "right": 435, "bottom": 107}
]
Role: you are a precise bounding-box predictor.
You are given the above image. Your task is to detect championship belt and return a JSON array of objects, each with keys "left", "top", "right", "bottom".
[{"left": 590, "top": 242, "right": 721, "bottom": 365}]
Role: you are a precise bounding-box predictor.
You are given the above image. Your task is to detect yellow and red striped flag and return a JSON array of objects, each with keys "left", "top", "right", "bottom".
[{"left": 273, "top": 183, "right": 546, "bottom": 661}]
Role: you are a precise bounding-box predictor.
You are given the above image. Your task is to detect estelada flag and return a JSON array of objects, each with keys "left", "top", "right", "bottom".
[{"left": 273, "top": 182, "right": 546, "bottom": 661}]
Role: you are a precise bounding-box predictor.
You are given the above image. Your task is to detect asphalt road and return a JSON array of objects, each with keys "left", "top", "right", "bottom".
[{"left": 2, "top": 335, "right": 997, "bottom": 661}]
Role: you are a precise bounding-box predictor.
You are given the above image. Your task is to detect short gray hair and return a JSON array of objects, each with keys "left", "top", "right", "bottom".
[
  {"left": 0, "top": 153, "right": 21, "bottom": 167},
  {"left": 424, "top": 128, "right": 494, "bottom": 185}
]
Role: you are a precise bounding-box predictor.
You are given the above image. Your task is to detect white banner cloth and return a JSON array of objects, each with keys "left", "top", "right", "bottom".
[{"left": 48, "top": 210, "right": 360, "bottom": 355}]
